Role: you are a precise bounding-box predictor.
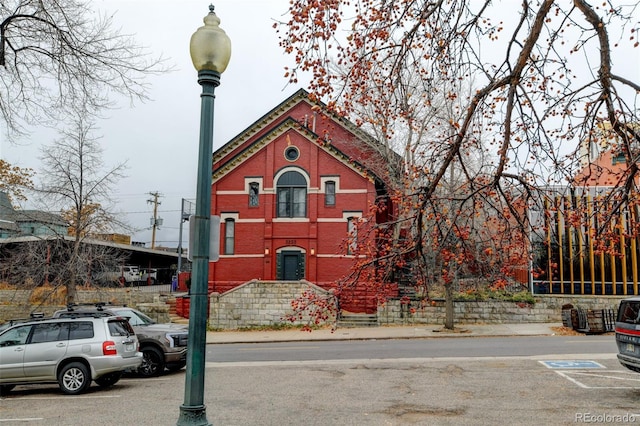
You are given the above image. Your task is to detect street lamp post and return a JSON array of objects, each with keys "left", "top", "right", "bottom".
[{"left": 178, "top": 5, "right": 231, "bottom": 426}]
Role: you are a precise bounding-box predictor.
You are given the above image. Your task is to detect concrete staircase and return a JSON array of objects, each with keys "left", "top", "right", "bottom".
[{"left": 337, "top": 312, "right": 378, "bottom": 328}]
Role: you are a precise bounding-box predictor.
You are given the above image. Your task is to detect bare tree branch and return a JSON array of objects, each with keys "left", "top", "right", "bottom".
[{"left": 0, "top": 0, "right": 168, "bottom": 141}]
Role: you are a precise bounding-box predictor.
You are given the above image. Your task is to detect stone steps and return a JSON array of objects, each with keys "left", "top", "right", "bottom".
[
  {"left": 337, "top": 313, "right": 378, "bottom": 328},
  {"left": 170, "top": 314, "right": 189, "bottom": 324}
]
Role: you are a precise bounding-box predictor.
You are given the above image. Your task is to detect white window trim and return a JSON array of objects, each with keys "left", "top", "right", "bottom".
[
  {"left": 244, "top": 177, "right": 264, "bottom": 194},
  {"left": 272, "top": 217, "right": 310, "bottom": 223},
  {"left": 343, "top": 211, "right": 362, "bottom": 220},
  {"left": 275, "top": 246, "right": 308, "bottom": 254},
  {"left": 273, "top": 167, "right": 311, "bottom": 187},
  {"left": 320, "top": 176, "right": 340, "bottom": 193},
  {"left": 220, "top": 212, "right": 240, "bottom": 221}
]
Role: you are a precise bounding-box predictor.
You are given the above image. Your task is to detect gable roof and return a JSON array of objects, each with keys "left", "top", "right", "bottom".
[
  {"left": 213, "top": 116, "right": 377, "bottom": 183},
  {"left": 214, "top": 89, "right": 310, "bottom": 164},
  {"left": 212, "top": 89, "right": 393, "bottom": 187}
]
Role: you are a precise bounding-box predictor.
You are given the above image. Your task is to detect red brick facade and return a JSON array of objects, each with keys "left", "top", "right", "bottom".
[{"left": 208, "top": 90, "right": 393, "bottom": 311}]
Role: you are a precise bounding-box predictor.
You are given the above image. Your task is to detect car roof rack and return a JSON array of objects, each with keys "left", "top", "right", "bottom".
[
  {"left": 2, "top": 311, "right": 127, "bottom": 329},
  {"left": 65, "top": 302, "right": 124, "bottom": 312},
  {"left": 1, "top": 313, "right": 51, "bottom": 327},
  {"left": 59, "top": 303, "right": 133, "bottom": 318},
  {"left": 56, "top": 310, "right": 114, "bottom": 318}
]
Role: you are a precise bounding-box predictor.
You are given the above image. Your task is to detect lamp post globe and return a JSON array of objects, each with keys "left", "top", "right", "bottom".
[
  {"left": 178, "top": 5, "right": 230, "bottom": 426},
  {"left": 190, "top": 5, "right": 231, "bottom": 74}
]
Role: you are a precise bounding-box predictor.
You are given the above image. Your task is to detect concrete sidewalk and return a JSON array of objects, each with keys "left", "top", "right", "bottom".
[{"left": 205, "top": 322, "right": 564, "bottom": 344}]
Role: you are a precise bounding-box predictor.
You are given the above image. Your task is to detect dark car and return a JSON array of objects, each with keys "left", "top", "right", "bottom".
[
  {"left": 615, "top": 296, "right": 640, "bottom": 373},
  {"left": 53, "top": 304, "right": 188, "bottom": 377}
]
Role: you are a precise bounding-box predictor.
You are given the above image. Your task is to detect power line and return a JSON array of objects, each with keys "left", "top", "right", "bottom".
[{"left": 122, "top": 209, "right": 182, "bottom": 215}]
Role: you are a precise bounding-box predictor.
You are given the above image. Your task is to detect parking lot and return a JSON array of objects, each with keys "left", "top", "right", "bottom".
[{"left": 1, "top": 353, "right": 639, "bottom": 425}]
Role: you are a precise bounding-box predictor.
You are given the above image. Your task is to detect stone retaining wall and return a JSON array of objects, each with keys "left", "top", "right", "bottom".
[
  {"left": 1, "top": 287, "right": 629, "bottom": 328},
  {"left": 0, "top": 289, "right": 168, "bottom": 322},
  {"left": 208, "top": 279, "right": 336, "bottom": 329},
  {"left": 378, "top": 295, "right": 625, "bottom": 325}
]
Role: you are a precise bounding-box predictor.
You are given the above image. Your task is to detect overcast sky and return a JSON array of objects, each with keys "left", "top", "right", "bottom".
[
  {"left": 1, "top": 0, "right": 307, "bottom": 249},
  {"left": 1, "top": 1, "right": 638, "bottom": 251}
]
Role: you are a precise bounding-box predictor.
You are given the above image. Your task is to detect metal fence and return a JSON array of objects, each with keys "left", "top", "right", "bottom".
[{"left": 532, "top": 194, "right": 640, "bottom": 295}]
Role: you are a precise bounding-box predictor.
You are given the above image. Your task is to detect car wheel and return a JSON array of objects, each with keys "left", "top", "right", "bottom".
[
  {"left": 95, "top": 372, "right": 122, "bottom": 388},
  {"left": 0, "top": 384, "right": 16, "bottom": 395},
  {"left": 139, "top": 346, "right": 165, "bottom": 377},
  {"left": 58, "top": 362, "right": 91, "bottom": 395},
  {"left": 166, "top": 361, "right": 186, "bottom": 372}
]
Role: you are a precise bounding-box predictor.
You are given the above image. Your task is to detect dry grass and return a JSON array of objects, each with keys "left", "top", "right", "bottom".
[
  {"left": 550, "top": 326, "right": 583, "bottom": 336},
  {"left": 29, "top": 285, "right": 67, "bottom": 305},
  {"left": 0, "top": 282, "right": 16, "bottom": 290},
  {"left": 550, "top": 326, "right": 614, "bottom": 336}
]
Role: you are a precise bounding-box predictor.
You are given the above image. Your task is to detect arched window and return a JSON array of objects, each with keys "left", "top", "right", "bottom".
[
  {"left": 224, "top": 218, "right": 235, "bottom": 255},
  {"left": 276, "top": 171, "right": 307, "bottom": 218}
]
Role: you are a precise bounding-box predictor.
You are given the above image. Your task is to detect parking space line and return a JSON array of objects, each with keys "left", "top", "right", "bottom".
[
  {"left": 555, "top": 371, "right": 591, "bottom": 388},
  {"left": 554, "top": 370, "right": 640, "bottom": 389},
  {"left": 539, "top": 360, "right": 605, "bottom": 369},
  {"left": 570, "top": 371, "right": 640, "bottom": 382}
]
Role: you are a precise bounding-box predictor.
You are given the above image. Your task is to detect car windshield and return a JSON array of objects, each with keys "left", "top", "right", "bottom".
[
  {"left": 111, "top": 308, "right": 156, "bottom": 326},
  {"left": 618, "top": 301, "right": 640, "bottom": 324}
]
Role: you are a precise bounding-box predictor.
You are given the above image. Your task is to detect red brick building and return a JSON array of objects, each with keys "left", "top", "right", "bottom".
[{"left": 208, "top": 89, "right": 395, "bottom": 311}]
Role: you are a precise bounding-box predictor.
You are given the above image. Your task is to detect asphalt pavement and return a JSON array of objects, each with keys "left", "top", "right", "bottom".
[
  {"left": 205, "top": 322, "right": 565, "bottom": 344},
  {"left": 4, "top": 320, "right": 625, "bottom": 426}
]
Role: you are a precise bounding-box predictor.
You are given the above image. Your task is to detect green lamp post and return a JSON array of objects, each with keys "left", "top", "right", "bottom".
[{"left": 177, "top": 5, "right": 231, "bottom": 426}]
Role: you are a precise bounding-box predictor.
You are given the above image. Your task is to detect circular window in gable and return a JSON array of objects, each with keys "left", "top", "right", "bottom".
[{"left": 284, "top": 146, "right": 300, "bottom": 162}]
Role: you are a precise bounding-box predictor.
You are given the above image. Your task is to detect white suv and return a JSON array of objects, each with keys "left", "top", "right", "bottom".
[
  {"left": 0, "top": 315, "right": 142, "bottom": 395},
  {"left": 54, "top": 304, "right": 188, "bottom": 377}
]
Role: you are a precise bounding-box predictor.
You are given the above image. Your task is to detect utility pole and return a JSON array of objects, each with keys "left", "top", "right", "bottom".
[
  {"left": 147, "top": 191, "right": 163, "bottom": 249},
  {"left": 177, "top": 198, "right": 192, "bottom": 276}
]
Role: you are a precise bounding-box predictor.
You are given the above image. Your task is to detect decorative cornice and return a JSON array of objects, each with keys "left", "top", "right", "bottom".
[
  {"left": 213, "top": 117, "right": 312, "bottom": 181},
  {"left": 212, "top": 88, "right": 387, "bottom": 186},
  {"left": 213, "top": 89, "right": 310, "bottom": 164},
  {"left": 212, "top": 118, "right": 375, "bottom": 184}
]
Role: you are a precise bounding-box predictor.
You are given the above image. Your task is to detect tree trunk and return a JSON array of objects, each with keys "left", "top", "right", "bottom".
[
  {"left": 444, "top": 281, "right": 454, "bottom": 330},
  {"left": 66, "top": 277, "right": 76, "bottom": 305},
  {"left": 66, "top": 236, "right": 81, "bottom": 305}
]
